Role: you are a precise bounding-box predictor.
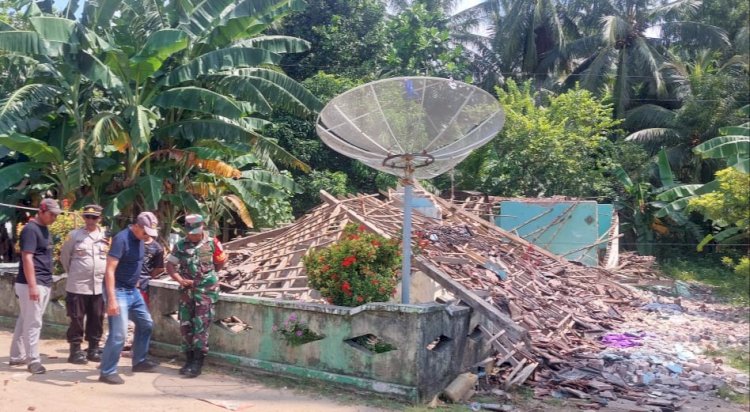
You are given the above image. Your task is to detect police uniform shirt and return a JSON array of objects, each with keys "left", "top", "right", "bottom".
[{"left": 60, "top": 227, "right": 109, "bottom": 295}]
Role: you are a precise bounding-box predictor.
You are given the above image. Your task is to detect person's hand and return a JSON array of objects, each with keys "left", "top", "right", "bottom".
[
  {"left": 106, "top": 300, "right": 120, "bottom": 316},
  {"left": 28, "top": 286, "right": 40, "bottom": 302},
  {"left": 180, "top": 279, "right": 194, "bottom": 289}
]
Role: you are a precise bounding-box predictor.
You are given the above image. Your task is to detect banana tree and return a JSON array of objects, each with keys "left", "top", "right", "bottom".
[
  {"left": 0, "top": 0, "right": 321, "bottom": 228},
  {"left": 613, "top": 165, "right": 658, "bottom": 255},
  {"left": 653, "top": 109, "right": 749, "bottom": 250},
  {"left": 0, "top": 132, "right": 72, "bottom": 196}
]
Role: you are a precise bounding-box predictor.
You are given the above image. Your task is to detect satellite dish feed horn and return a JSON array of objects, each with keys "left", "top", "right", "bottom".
[{"left": 316, "top": 77, "right": 505, "bottom": 303}]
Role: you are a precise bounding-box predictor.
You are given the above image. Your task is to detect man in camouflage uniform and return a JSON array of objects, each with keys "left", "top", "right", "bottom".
[{"left": 166, "top": 214, "right": 227, "bottom": 378}]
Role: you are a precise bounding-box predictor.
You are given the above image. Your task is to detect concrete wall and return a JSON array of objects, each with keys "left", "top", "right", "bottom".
[{"left": 0, "top": 273, "right": 491, "bottom": 402}]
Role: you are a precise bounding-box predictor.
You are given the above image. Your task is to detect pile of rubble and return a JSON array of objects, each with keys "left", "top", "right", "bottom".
[
  {"left": 215, "top": 190, "right": 749, "bottom": 408},
  {"left": 526, "top": 293, "right": 750, "bottom": 410}
]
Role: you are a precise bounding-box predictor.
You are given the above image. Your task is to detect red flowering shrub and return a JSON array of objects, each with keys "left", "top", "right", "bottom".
[{"left": 304, "top": 224, "right": 401, "bottom": 307}]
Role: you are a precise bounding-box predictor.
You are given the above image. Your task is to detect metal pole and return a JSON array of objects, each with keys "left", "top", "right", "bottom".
[{"left": 401, "top": 179, "right": 413, "bottom": 304}]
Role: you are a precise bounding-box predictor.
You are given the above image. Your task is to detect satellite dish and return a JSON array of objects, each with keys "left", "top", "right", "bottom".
[{"left": 316, "top": 77, "right": 505, "bottom": 303}]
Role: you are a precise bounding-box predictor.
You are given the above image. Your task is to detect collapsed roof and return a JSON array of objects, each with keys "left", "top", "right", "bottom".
[{"left": 218, "top": 190, "right": 640, "bottom": 387}]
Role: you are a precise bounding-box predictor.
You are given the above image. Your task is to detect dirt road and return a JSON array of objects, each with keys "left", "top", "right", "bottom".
[{"left": 0, "top": 329, "right": 389, "bottom": 412}]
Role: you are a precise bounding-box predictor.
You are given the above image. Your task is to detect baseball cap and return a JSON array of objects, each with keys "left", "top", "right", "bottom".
[
  {"left": 136, "top": 211, "right": 159, "bottom": 237},
  {"left": 185, "top": 214, "right": 204, "bottom": 235},
  {"left": 39, "top": 198, "right": 62, "bottom": 215},
  {"left": 82, "top": 204, "right": 103, "bottom": 217}
]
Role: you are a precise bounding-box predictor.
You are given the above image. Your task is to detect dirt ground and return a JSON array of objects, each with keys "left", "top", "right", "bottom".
[
  {"left": 0, "top": 329, "right": 391, "bottom": 412},
  {"left": 0, "top": 326, "right": 747, "bottom": 412}
]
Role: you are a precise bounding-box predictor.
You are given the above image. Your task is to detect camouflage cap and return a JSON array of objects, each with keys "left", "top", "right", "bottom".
[{"left": 185, "top": 214, "right": 204, "bottom": 234}]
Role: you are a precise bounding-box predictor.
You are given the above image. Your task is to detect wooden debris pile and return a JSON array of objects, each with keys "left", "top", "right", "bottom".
[
  {"left": 614, "top": 252, "right": 663, "bottom": 281},
  {"left": 216, "top": 190, "right": 647, "bottom": 391}
]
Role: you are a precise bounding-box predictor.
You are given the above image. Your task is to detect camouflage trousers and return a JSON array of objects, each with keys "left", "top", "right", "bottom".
[{"left": 178, "top": 289, "right": 218, "bottom": 354}]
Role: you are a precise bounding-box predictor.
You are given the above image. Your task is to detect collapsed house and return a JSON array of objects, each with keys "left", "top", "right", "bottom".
[{"left": 217, "top": 189, "right": 646, "bottom": 398}]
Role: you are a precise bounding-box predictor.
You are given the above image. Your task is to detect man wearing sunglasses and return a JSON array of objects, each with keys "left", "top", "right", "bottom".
[{"left": 60, "top": 204, "right": 109, "bottom": 365}]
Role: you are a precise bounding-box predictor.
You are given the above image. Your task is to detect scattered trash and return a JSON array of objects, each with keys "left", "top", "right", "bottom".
[
  {"left": 640, "top": 302, "right": 684, "bottom": 314},
  {"left": 666, "top": 362, "right": 684, "bottom": 374},
  {"left": 444, "top": 372, "right": 478, "bottom": 403},
  {"left": 639, "top": 372, "right": 656, "bottom": 385},
  {"left": 602, "top": 353, "right": 625, "bottom": 361},
  {"left": 601, "top": 332, "right": 645, "bottom": 348},
  {"left": 674, "top": 281, "right": 693, "bottom": 297}
]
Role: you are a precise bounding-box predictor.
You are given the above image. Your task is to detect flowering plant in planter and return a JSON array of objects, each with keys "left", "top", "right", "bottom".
[
  {"left": 272, "top": 313, "right": 323, "bottom": 346},
  {"left": 304, "top": 223, "right": 401, "bottom": 307}
]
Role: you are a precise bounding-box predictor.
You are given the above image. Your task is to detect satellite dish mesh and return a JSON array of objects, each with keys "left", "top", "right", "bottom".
[{"left": 316, "top": 77, "right": 505, "bottom": 179}]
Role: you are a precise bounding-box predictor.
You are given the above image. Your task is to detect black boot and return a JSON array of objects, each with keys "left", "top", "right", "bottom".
[
  {"left": 86, "top": 342, "right": 102, "bottom": 362},
  {"left": 179, "top": 350, "right": 195, "bottom": 375},
  {"left": 185, "top": 351, "right": 205, "bottom": 378},
  {"left": 68, "top": 343, "right": 87, "bottom": 365}
]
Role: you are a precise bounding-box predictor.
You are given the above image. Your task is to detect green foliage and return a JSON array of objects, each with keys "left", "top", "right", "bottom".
[
  {"left": 350, "top": 335, "right": 395, "bottom": 353},
  {"left": 304, "top": 224, "right": 401, "bottom": 307},
  {"left": 294, "top": 170, "right": 349, "bottom": 215},
  {"left": 613, "top": 166, "right": 660, "bottom": 255},
  {"left": 276, "top": 0, "right": 388, "bottom": 80},
  {"left": 385, "top": 2, "right": 469, "bottom": 78},
  {"left": 249, "top": 192, "right": 295, "bottom": 229},
  {"left": 47, "top": 207, "right": 82, "bottom": 275},
  {"left": 695, "top": 0, "right": 749, "bottom": 46},
  {"left": 0, "top": 0, "right": 319, "bottom": 235},
  {"left": 272, "top": 313, "right": 324, "bottom": 346},
  {"left": 627, "top": 67, "right": 750, "bottom": 183},
  {"left": 659, "top": 253, "right": 749, "bottom": 305},
  {"left": 688, "top": 167, "right": 749, "bottom": 272},
  {"left": 689, "top": 167, "right": 750, "bottom": 229},
  {"left": 268, "top": 72, "right": 384, "bottom": 215},
  {"left": 301, "top": 72, "right": 363, "bottom": 103},
  {"left": 723, "top": 256, "right": 750, "bottom": 277},
  {"left": 456, "top": 80, "right": 633, "bottom": 198}
]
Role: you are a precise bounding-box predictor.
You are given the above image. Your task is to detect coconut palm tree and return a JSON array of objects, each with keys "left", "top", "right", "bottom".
[
  {"left": 624, "top": 49, "right": 748, "bottom": 182},
  {"left": 560, "top": 0, "right": 729, "bottom": 117}
]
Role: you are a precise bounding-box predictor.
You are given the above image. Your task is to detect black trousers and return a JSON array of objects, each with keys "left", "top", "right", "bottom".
[{"left": 65, "top": 292, "right": 104, "bottom": 346}]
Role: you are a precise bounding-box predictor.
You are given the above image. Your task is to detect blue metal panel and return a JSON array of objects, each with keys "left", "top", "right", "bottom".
[{"left": 496, "top": 201, "right": 600, "bottom": 266}]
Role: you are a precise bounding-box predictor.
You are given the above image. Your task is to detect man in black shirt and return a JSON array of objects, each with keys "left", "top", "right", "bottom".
[
  {"left": 137, "top": 236, "right": 165, "bottom": 307},
  {"left": 9, "top": 198, "right": 61, "bottom": 374}
]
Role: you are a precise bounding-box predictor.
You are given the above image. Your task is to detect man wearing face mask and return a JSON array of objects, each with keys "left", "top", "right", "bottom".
[
  {"left": 98, "top": 212, "right": 161, "bottom": 384},
  {"left": 9, "top": 198, "right": 61, "bottom": 374}
]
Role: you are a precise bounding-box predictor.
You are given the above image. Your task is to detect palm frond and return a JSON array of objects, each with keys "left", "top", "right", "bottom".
[
  {"left": 230, "top": 67, "right": 323, "bottom": 115},
  {"left": 631, "top": 37, "right": 666, "bottom": 98},
  {"left": 601, "top": 15, "right": 629, "bottom": 46},
  {"left": 223, "top": 194, "right": 254, "bottom": 228},
  {"left": 164, "top": 48, "right": 281, "bottom": 87},
  {"left": 153, "top": 86, "right": 244, "bottom": 118},
  {"left": 624, "top": 104, "right": 677, "bottom": 130},
  {"left": 0, "top": 84, "right": 60, "bottom": 133},
  {"left": 233, "top": 35, "right": 310, "bottom": 54},
  {"left": 625, "top": 127, "right": 682, "bottom": 146},
  {"left": 661, "top": 21, "right": 730, "bottom": 50},
  {"left": 156, "top": 119, "right": 309, "bottom": 172},
  {"left": 152, "top": 148, "right": 242, "bottom": 178}
]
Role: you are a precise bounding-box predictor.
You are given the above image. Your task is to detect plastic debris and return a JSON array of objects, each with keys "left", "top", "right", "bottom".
[{"left": 640, "top": 302, "right": 684, "bottom": 314}]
